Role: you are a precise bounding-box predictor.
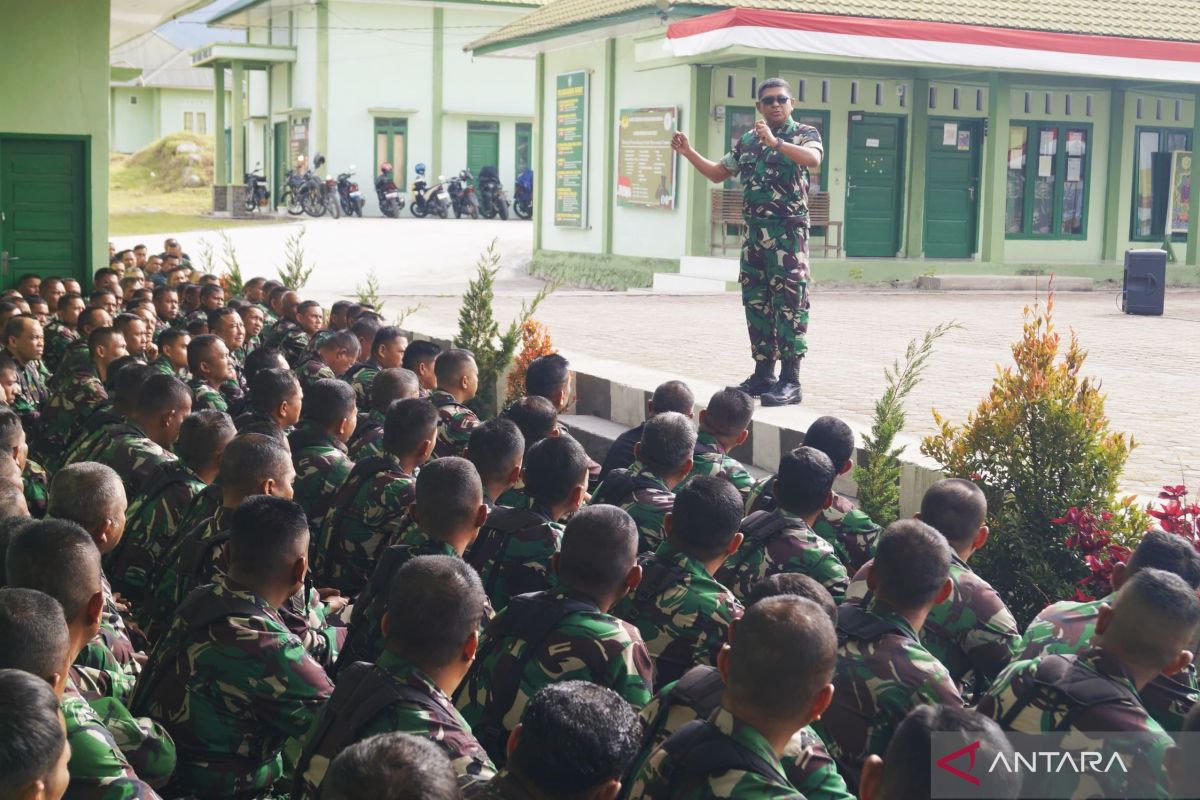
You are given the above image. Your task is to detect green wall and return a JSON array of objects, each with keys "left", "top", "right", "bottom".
[{"left": 1, "top": 0, "right": 110, "bottom": 276}]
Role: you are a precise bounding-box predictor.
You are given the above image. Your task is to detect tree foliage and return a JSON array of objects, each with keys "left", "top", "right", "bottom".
[{"left": 278, "top": 228, "right": 314, "bottom": 290}]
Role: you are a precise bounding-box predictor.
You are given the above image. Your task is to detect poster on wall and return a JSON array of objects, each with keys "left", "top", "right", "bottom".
[
  {"left": 616, "top": 107, "right": 678, "bottom": 209},
  {"left": 1168, "top": 150, "right": 1192, "bottom": 235},
  {"left": 554, "top": 71, "right": 589, "bottom": 228}
]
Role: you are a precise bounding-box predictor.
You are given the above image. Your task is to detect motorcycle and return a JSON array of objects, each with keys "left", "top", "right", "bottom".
[
  {"left": 409, "top": 163, "right": 449, "bottom": 218},
  {"left": 476, "top": 165, "right": 509, "bottom": 220},
  {"left": 513, "top": 167, "right": 533, "bottom": 220},
  {"left": 279, "top": 155, "right": 309, "bottom": 215},
  {"left": 374, "top": 162, "right": 404, "bottom": 218},
  {"left": 336, "top": 168, "right": 365, "bottom": 217},
  {"left": 447, "top": 168, "right": 480, "bottom": 220},
  {"left": 324, "top": 173, "right": 341, "bottom": 219},
  {"left": 243, "top": 163, "right": 270, "bottom": 213},
  {"left": 300, "top": 154, "right": 328, "bottom": 218}
]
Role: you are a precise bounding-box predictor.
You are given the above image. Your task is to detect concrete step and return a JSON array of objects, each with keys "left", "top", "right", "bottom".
[
  {"left": 916, "top": 274, "right": 1093, "bottom": 291},
  {"left": 651, "top": 273, "right": 730, "bottom": 293},
  {"left": 679, "top": 255, "right": 739, "bottom": 281}
]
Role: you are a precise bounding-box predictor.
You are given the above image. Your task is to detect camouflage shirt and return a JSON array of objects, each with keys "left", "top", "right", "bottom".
[
  {"left": 814, "top": 601, "right": 962, "bottom": 787},
  {"left": 60, "top": 407, "right": 122, "bottom": 467},
  {"left": 715, "top": 509, "right": 849, "bottom": 604},
  {"left": 145, "top": 506, "right": 237, "bottom": 636},
  {"left": 23, "top": 457, "right": 49, "bottom": 518},
  {"left": 188, "top": 377, "right": 229, "bottom": 413},
  {"left": 232, "top": 407, "right": 287, "bottom": 439},
  {"left": 297, "top": 651, "right": 495, "bottom": 796},
  {"left": 295, "top": 356, "right": 336, "bottom": 394},
  {"left": 280, "top": 324, "right": 312, "bottom": 367},
  {"left": 43, "top": 317, "right": 77, "bottom": 373},
  {"left": 12, "top": 356, "right": 50, "bottom": 430},
  {"left": 36, "top": 363, "right": 108, "bottom": 468},
  {"left": 1014, "top": 594, "right": 1199, "bottom": 731},
  {"left": 290, "top": 424, "right": 355, "bottom": 541},
  {"left": 627, "top": 707, "right": 802, "bottom": 799},
  {"left": 745, "top": 479, "right": 881, "bottom": 573},
  {"left": 347, "top": 361, "right": 380, "bottom": 411},
  {"left": 464, "top": 498, "right": 563, "bottom": 613},
  {"left": 612, "top": 542, "right": 742, "bottom": 687},
  {"left": 456, "top": 589, "right": 654, "bottom": 763},
  {"left": 719, "top": 117, "right": 823, "bottom": 225},
  {"left": 347, "top": 409, "right": 385, "bottom": 461},
  {"left": 589, "top": 461, "right": 675, "bottom": 553},
  {"left": 845, "top": 553, "right": 1018, "bottom": 688},
  {"left": 683, "top": 431, "right": 754, "bottom": 503},
  {"left": 52, "top": 338, "right": 92, "bottom": 390},
  {"left": 978, "top": 648, "right": 1173, "bottom": 799},
  {"left": 148, "top": 356, "right": 181, "bottom": 378},
  {"left": 63, "top": 677, "right": 165, "bottom": 800},
  {"left": 431, "top": 390, "right": 480, "bottom": 458},
  {"left": 88, "top": 421, "right": 178, "bottom": 500},
  {"left": 131, "top": 575, "right": 333, "bottom": 797},
  {"left": 314, "top": 453, "right": 416, "bottom": 595}
]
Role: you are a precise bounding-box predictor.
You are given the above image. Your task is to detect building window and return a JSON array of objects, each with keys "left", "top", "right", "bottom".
[
  {"left": 850, "top": 81, "right": 859, "bottom": 104},
  {"left": 183, "top": 111, "right": 194, "bottom": 132},
  {"left": 130, "top": 95, "right": 138, "bottom": 105},
  {"left": 726, "top": 75, "right": 734, "bottom": 99},
  {"left": 374, "top": 117, "right": 407, "bottom": 189},
  {"left": 952, "top": 87, "right": 960, "bottom": 110},
  {"left": 1005, "top": 122, "right": 1092, "bottom": 238},
  {"left": 1130, "top": 126, "right": 1192, "bottom": 240},
  {"left": 196, "top": 112, "right": 207, "bottom": 135}
]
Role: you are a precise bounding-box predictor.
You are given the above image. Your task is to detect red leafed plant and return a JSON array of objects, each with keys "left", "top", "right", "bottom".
[
  {"left": 1148, "top": 485, "right": 1200, "bottom": 546},
  {"left": 505, "top": 319, "right": 557, "bottom": 403}
]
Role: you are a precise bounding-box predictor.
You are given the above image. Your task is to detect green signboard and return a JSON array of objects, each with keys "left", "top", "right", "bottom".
[
  {"left": 617, "top": 107, "right": 678, "bottom": 209},
  {"left": 554, "top": 70, "right": 589, "bottom": 228}
]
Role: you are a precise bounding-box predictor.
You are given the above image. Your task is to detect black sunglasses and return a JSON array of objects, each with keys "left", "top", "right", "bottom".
[{"left": 759, "top": 94, "right": 791, "bottom": 106}]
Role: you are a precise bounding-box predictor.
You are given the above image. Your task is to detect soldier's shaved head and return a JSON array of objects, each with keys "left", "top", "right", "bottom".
[
  {"left": 383, "top": 398, "right": 438, "bottom": 459},
  {"left": 557, "top": 505, "right": 638, "bottom": 598},
  {"left": 502, "top": 396, "right": 557, "bottom": 451},
  {"left": 871, "top": 519, "right": 951, "bottom": 612},
  {"left": 5, "top": 520, "right": 101, "bottom": 623},
  {"left": 523, "top": 435, "right": 588, "bottom": 507},
  {"left": 219, "top": 433, "right": 293, "bottom": 495},
  {"left": 0, "top": 669, "right": 70, "bottom": 800},
  {"left": 228, "top": 496, "right": 309, "bottom": 583},
  {"left": 324, "top": 732, "right": 460, "bottom": 800},
  {"left": 302, "top": 379, "right": 356, "bottom": 429},
  {"left": 803, "top": 416, "right": 856, "bottom": 471},
  {"left": 669, "top": 475, "right": 744, "bottom": 561},
  {"left": 370, "top": 368, "right": 419, "bottom": 414},
  {"left": 47, "top": 463, "right": 126, "bottom": 537},
  {"left": 650, "top": 380, "right": 694, "bottom": 416},
  {"left": 250, "top": 368, "right": 301, "bottom": 415},
  {"left": 638, "top": 411, "right": 696, "bottom": 476},
  {"left": 414, "top": 458, "right": 482, "bottom": 539},
  {"left": 774, "top": 446, "right": 836, "bottom": 517},
  {"left": 135, "top": 373, "right": 191, "bottom": 417},
  {"left": 386, "top": 555, "right": 485, "bottom": 671},
  {"left": 175, "top": 410, "right": 236, "bottom": 474},
  {"left": 465, "top": 418, "right": 524, "bottom": 489},
  {"left": 702, "top": 388, "right": 754, "bottom": 439},
  {"left": 920, "top": 478, "right": 987, "bottom": 548},
  {"left": 433, "top": 348, "right": 475, "bottom": 386},
  {"left": 1103, "top": 567, "right": 1200, "bottom": 673},
  {"left": 1125, "top": 529, "right": 1200, "bottom": 589},
  {"left": 745, "top": 572, "right": 837, "bottom": 627},
  {"left": 0, "top": 589, "right": 68, "bottom": 679}
]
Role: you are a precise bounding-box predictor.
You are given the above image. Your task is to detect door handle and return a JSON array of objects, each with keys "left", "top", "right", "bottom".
[
  {"left": 846, "top": 180, "right": 855, "bottom": 199},
  {"left": 967, "top": 186, "right": 976, "bottom": 201}
]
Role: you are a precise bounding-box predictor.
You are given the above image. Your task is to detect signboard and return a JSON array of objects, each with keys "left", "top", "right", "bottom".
[
  {"left": 554, "top": 71, "right": 589, "bottom": 228},
  {"left": 616, "top": 107, "right": 678, "bottom": 209},
  {"left": 1168, "top": 150, "right": 1192, "bottom": 235}
]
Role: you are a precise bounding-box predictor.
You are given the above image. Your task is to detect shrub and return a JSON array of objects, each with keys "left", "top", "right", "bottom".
[
  {"left": 506, "top": 319, "right": 557, "bottom": 403},
  {"left": 278, "top": 228, "right": 314, "bottom": 290},
  {"left": 218, "top": 231, "right": 244, "bottom": 296},
  {"left": 921, "top": 294, "right": 1134, "bottom": 625}
]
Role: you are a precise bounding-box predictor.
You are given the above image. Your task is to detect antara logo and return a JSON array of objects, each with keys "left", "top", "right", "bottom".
[
  {"left": 937, "top": 740, "right": 981, "bottom": 785},
  {"left": 988, "top": 751, "right": 1129, "bottom": 774}
]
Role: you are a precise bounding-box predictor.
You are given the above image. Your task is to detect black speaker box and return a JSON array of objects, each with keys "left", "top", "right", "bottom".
[{"left": 1122, "top": 249, "right": 1166, "bottom": 316}]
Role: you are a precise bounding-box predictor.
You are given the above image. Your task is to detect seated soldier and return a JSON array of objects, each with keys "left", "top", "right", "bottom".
[
  {"left": 0, "top": 668, "right": 71, "bottom": 800},
  {"left": 0, "top": 353, "right": 17, "bottom": 408},
  {"left": 845, "top": 478, "right": 1018, "bottom": 694},
  {"left": 112, "top": 313, "right": 151, "bottom": 362},
  {"left": 747, "top": 416, "right": 883, "bottom": 572},
  {"left": 239, "top": 303, "right": 265, "bottom": 353},
  {"left": 323, "top": 733, "right": 462, "bottom": 800},
  {"left": 209, "top": 307, "right": 248, "bottom": 406},
  {"left": 281, "top": 299, "right": 323, "bottom": 367},
  {"left": 316, "top": 398, "right": 436, "bottom": 594},
  {"left": 131, "top": 496, "right": 334, "bottom": 798},
  {"left": 36, "top": 325, "right": 127, "bottom": 471},
  {"left": 466, "top": 435, "right": 588, "bottom": 612},
  {"left": 43, "top": 291, "right": 86, "bottom": 374},
  {"left": 346, "top": 314, "right": 382, "bottom": 368},
  {"left": 979, "top": 568, "right": 1199, "bottom": 799},
  {"left": 187, "top": 333, "right": 234, "bottom": 412},
  {"left": 26, "top": 296, "right": 51, "bottom": 327},
  {"left": 523, "top": 354, "right": 601, "bottom": 481},
  {"left": 683, "top": 388, "right": 755, "bottom": 502},
  {"left": 590, "top": 411, "right": 695, "bottom": 554},
  {"left": 716, "top": 446, "right": 848, "bottom": 604},
  {"left": 402, "top": 339, "right": 441, "bottom": 396},
  {"left": 456, "top": 504, "right": 653, "bottom": 765},
  {"left": 46, "top": 464, "right": 142, "bottom": 702},
  {"left": 1166, "top": 703, "right": 1200, "bottom": 797},
  {"left": 349, "top": 367, "right": 419, "bottom": 460},
  {"left": 150, "top": 327, "right": 189, "bottom": 377},
  {"left": 1, "top": 407, "right": 48, "bottom": 519},
  {"left": 815, "top": 520, "right": 962, "bottom": 790},
  {"left": 236, "top": 366, "right": 303, "bottom": 438},
  {"left": 107, "top": 410, "right": 236, "bottom": 604},
  {"left": 613, "top": 475, "right": 744, "bottom": 687},
  {"left": 76, "top": 373, "right": 189, "bottom": 499},
  {"left": 298, "top": 329, "right": 360, "bottom": 394},
  {"left": 495, "top": 395, "right": 559, "bottom": 508},
  {"left": 244, "top": 345, "right": 288, "bottom": 387},
  {"left": 858, "top": 705, "right": 1020, "bottom": 800},
  {"left": 297, "top": 555, "right": 495, "bottom": 796},
  {"left": 339, "top": 457, "right": 488, "bottom": 669},
  {"left": 4, "top": 315, "right": 50, "bottom": 430},
  {"left": 431, "top": 348, "right": 481, "bottom": 458},
  {"left": 349, "top": 325, "right": 406, "bottom": 411},
  {"left": 627, "top": 595, "right": 837, "bottom": 798},
  {"left": 463, "top": 417, "right": 524, "bottom": 509},
  {"left": 150, "top": 286, "right": 179, "bottom": 337},
  {"left": 50, "top": 306, "right": 111, "bottom": 387},
  {"left": 90, "top": 289, "right": 119, "bottom": 317},
  {"left": 59, "top": 357, "right": 147, "bottom": 467},
  {"left": 186, "top": 283, "right": 224, "bottom": 328},
  {"left": 5, "top": 526, "right": 176, "bottom": 792},
  {"left": 289, "top": 379, "right": 357, "bottom": 543},
  {"left": 1014, "top": 528, "right": 1200, "bottom": 731},
  {"left": 470, "top": 682, "right": 641, "bottom": 800}
]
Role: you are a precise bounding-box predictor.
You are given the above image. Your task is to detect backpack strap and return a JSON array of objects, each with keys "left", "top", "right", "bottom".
[
  {"left": 592, "top": 468, "right": 662, "bottom": 507},
  {"left": 335, "top": 544, "right": 414, "bottom": 674},
  {"left": 633, "top": 554, "right": 689, "bottom": 605},
  {"left": 138, "top": 461, "right": 196, "bottom": 501},
  {"left": 669, "top": 666, "right": 725, "bottom": 718},
  {"left": 999, "top": 654, "right": 1139, "bottom": 732},
  {"left": 175, "top": 528, "right": 233, "bottom": 608},
  {"left": 835, "top": 603, "right": 915, "bottom": 647},
  {"left": 464, "top": 507, "right": 552, "bottom": 596},
  {"left": 663, "top": 719, "right": 791, "bottom": 792},
  {"left": 740, "top": 510, "right": 791, "bottom": 544}
]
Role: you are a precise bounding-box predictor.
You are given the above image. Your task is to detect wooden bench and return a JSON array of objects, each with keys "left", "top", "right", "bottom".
[
  {"left": 710, "top": 189, "right": 843, "bottom": 257},
  {"left": 809, "top": 192, "right": 844, "bottom": 257}
]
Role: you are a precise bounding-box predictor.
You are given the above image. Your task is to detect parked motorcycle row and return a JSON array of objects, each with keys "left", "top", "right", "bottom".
[{"left": 250, "top": 153, "right": 533, "bottom": 221}]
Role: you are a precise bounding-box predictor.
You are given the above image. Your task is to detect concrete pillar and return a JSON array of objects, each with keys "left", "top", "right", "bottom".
[
  {"left": 533, "top": 52, "right": 545, "bottom": 253},
  {"left": 685, "top": 65, "right": 713, "bottom": 257},
  {"left": 432, "top": 8, "right": 444, "bottom": 178},
  {"left": 1102, "top": 89, "right": 1127, "bottom": 262},
  {"left": 231, "top": 61, "right": 245, "bottom": 180},
  {"left": 980, "top": 73, "right": 1011, "bottom": 265},
  {"left": 905, "top": 78, "right": 930, "bottom": 258},
  {"left": 602, "top": 38, "right": 617, "bottom": 256},
  {"left": 1187, "top": 89, "right": 1200, "bottom": 266},
  {"left": 212, "top": 65, "right": 227, "bottom": 212}
]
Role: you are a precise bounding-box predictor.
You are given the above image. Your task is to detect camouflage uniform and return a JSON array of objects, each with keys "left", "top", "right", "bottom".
[
  {"left": 142, "top": 506, "right": 236, "bottom": 637},
  {"left": 106, "top": 460, "right": 206, "bottom": 604},
  {"left": 719, "top": 118, "right": 821, "bottom": 363},
  {"left": 148, "top": 356, "right": 181, "bottom": 378},
  {"left": 813, "top": 600, "right": 962, "bottom": 788},
  {"left": 37, "top": 364, "right": 108, "bottom": 469},
  {"left": 85, "top": 421, "right": 177, "bottom": 500},
  {"left": 347, "top": 361, "right": 380, "bottom": 411},
  {"left": 130, "top": 574, "right": 333, "bottom": 797},
  {"left": 455, "top": 588, "right": 654, "bottom": 763},
  {"left": 347, "top": 409, "right": 385, "bottom": 461},
  {"left": 62, "top": 677, "right": 167, "bottom": 799},
  {"left": 295, "top": 356, "right": 336, "bottom": 394},
  {"left": 431, "top": 390, "right": 480, "bottom": 458},
  {"left": 589, "top": 461, "right": 676, "bottom": 553},
  {"left": 60, "top": 407, "right": 122, "bottom": 468},
  {"left": 714, "top": 509, "right": 849, "bottom": 604},
  {"left": 631, "top": 665, "right": 853, "bottom": 800},
  {"left": 22, "top": 457, "right": 49, "bottom": 518},
  {"left": 612, "top": 542, "right": 742, "bottom": 687},
  {"left": 464, "top": 498, "right": 563, "bottom": 613},
  {"left": 232, "top": 407, "right": 287, "bottom": 439},
  {"left": 51, "top": 337, "right": 92, "bottom": 390},
  {"left": 279, "top": 323, "right": 311, "bottom": 368},
  {"left": 683, "top": 431, "right": 754, "bottom": 503},
  {"left": 289, "top": 423, "right": 355, "bottom": 543},
  {"left": 1013, "top": 594, "right": 1199, "bottom": 731},
  {"left": 174, "top": 481, "right": 223, "bottom": 540},
  {"left": 12, "top": 356, "right": 50, "bottom": 430},
  {"left": 494, "top": 482, "right": 526, "bottom": 510},
  {"left": 627, "top": 707, "right": 803, "bottom": 799},
  {"left": 845, "top": 553, "right": 1018, "bottom": 690},
  {"left": 746, "top": 478, "right": 881, "bottom": 573},
  {"left": 314, "top": 454, "right": 416, "bottom": 595},
  {"left": 184, "top": 309, "right": 209, "bottom": 329},
  {"left": 296, "top": 651, "right": 495, "bottom": 797},
  {"left": 43, "top": 317, "right": 77, "bottom": 373},
  {"left": 978, "top": 648, "right": 1173, "bottom": 799},
  {"left": 188, "top": 377, "right": 229, "bottom": 413}
]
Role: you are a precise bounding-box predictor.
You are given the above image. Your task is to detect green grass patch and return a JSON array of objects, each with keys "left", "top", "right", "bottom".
[
  {"left": 529, "top": 250, "right": 678, "bottom": 290},
  {"left": 109, "top": 213, "right": 289, "bottom": 237}
]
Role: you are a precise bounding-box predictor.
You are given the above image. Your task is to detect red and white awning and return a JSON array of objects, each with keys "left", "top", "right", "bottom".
[{"left": 664, "top": 9, "right": 1200, "bottom": 84}]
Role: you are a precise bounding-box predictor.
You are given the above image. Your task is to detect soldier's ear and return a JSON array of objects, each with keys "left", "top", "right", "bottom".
[
  {"left": 859, "top": 755, "right": 885, "bottom": 800},
  {"left": 934, "top": 576, "right": 953, "bottom": 606},
  {"left": 473, "top": 503, "right": 488, "bottom": 528},
  {"left": 462, "top": 629, "right": 479, "bottom": 663},
  {"left": 507, "top": 463, "right": 522, "bottom": 488},
  {"left": 379, "top": 611, "right": 391, "bottom": 640},
  {"left": 973, "top": 526, "right": 990, "bottom": 552},
  {"left": 807, "top": 682, "right": 834, "bottom": 723},
  {"left": 822, "top": 490, "right": 834, "bottom": 511},
  {"left": 734, "top": 428, "right": 749, "bottom": 448},
  {"left": 662, "top": 513, "right": 673, "bottom": 539},
  {"left": 839, "top": 459, "right": 853, "bottom": 477},
  {"left": 865, "top": 562, "right": 878, "bottom": 592},
  {"left": 725, "top": 531, "right": 744, "bottom": 557},
  {"left": 506, "top": 725, "right": 522, "bottom": 760},
  {"left": 593, "top": 779, "right": 622, "bottom": 800}
]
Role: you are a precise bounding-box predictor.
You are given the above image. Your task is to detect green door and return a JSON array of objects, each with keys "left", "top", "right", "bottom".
[
  {"left": 467, "top": 121, "right": 499, "bottom": 176},
  {"left": 273, "top": 122, "right": 288, "bottom": 207},
  {"left": 845, "top": 114, "right": 905, "bottom": 257},
  {"left": 0, "top": 138, "right": 87, "bottom": 289},
  {"left": 924, "top": 119, "right": 983, "bottom": 258}
]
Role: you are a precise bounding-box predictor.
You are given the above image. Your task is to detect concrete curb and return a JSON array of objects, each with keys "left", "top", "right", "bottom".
[{"left": 915, "top": 274, "right": 1093, "bottom": 291}]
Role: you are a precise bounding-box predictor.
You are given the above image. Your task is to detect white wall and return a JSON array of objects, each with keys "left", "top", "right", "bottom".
[
  {"left": 442, "top": 6, "right": 534, "bottom": 116},
  {"left": 111, "top": 86, "right": 155, "bottom": 153}
]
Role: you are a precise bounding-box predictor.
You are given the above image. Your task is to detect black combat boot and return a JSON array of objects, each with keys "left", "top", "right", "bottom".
[
  {"left": 735, "top": 360, "right": 776, "bottom": 397},
  {"left": 760, "top": 357, "right": 802, "bottom": 406}
]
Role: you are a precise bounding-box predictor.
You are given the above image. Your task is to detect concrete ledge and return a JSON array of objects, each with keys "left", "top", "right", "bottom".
[{"left": 915, "top": 274, "right": 1093, "bottom": 291}]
